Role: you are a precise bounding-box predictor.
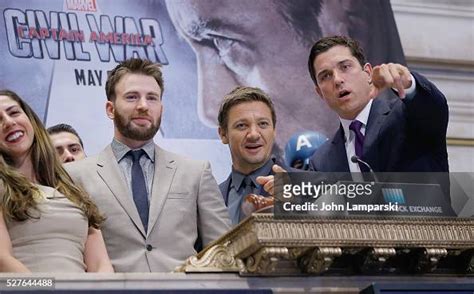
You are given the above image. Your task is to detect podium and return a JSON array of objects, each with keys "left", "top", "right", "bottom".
[
  {"left": 0, "top": 214, "right": 471, "bottom": 293},
  {"left": 178, "top": 214, "right": 473, "bottom": 276}
]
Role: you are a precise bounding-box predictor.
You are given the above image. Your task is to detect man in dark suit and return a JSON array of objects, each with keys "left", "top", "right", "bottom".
[
  {"left": 217, "top": 86, "right": 288, "bottom": 225},
  {"left": 306, "top": 35, "right": 450, "bottom": 203}
]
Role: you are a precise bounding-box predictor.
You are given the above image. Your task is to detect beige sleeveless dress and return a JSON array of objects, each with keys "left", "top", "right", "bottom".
[{"left": 6, "top": 185, "right": 88, "bottom": 272}]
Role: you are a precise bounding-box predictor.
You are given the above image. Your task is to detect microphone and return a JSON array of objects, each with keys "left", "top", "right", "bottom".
[
  {"left": 351, "top": 155, "right": 379, "bottom": 182},
  {"left": 284, "top": 130, "right": 328, "bottom": 170}
]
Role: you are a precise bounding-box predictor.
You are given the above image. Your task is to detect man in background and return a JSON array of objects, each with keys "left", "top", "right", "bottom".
[{"left": 47, "top": 123, "right": 86, "bottom": 163}]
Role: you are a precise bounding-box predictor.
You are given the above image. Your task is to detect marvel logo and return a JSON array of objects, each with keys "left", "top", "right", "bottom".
[{"left": 65, "top": 0, "right": 97, "bottom": 12}]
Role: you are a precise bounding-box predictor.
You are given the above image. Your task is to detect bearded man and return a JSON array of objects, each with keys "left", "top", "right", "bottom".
[{"left": 66, "top": 58, "right": 230, "bottom": 272}]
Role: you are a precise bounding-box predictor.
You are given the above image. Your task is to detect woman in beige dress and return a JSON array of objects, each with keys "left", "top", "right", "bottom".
[{"left": 0, "top": 90, "right": 113, "bottom": 273}]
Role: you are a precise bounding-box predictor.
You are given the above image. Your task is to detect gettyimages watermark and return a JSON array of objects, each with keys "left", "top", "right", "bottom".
[
  {"left": 274, "top": 172, "right": 462, "bottom": 218},
  {"left": 280, "top": 180, "right": 400, "bottom": 213}
]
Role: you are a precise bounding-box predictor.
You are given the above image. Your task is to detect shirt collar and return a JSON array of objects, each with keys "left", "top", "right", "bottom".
[
  {"left": 230, "top": 157, "right": 275, "bottom": 190},
  {"left": 111, "top": 138, "right": 155, "bottom": 163},
  {"left": 340, "top": 99, "right": 373, "bottom": 142}
]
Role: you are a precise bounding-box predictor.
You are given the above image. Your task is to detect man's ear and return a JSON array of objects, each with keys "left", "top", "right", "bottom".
[
  {"left": 105, "top": 101, "right": 114, "bottom": 119},
  {"left": 315, "top": 85, "right": 323, "bottom": 100},
  {"left": 363, "top": 63, "right": 373, "bottom": 83},
  {"left": 218, "top": 127, "right": 229, "bottom": 144}
]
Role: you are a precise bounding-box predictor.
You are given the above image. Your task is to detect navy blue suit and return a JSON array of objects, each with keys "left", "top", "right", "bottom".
[{"left": 309, "top": 72, "right": 450, "bottom": 203}]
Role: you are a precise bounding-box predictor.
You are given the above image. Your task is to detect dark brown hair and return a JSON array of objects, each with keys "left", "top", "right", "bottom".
[
  {"left": 308, "top": 35, "right": 367, "bottom": 85},
  {"left": 47, "top": 123, "right": 84, "bottom": 148},
  {"left": 217, "top": 86, "right": 276, "bottom": 132},
  {"left": 105, "top": 58, "right": 164, "bottom": 101},
  {"left": 0, "top": 90, "right": 104, "bottom": 228}
]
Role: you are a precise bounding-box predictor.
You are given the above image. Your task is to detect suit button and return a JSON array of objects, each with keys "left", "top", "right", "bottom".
[{"left": 146, "top": 244, "right": 153, "bottom": 251}]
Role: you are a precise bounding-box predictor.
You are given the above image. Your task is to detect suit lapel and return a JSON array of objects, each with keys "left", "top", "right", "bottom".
[
  {"left": 363, "top": 97, "right": 391, "bottom": 162},
  {"left": 329, "top": 127, "right": 350, "bottom": 172},
  {"left": 147, "top": 145, "right": 177, "bottom": 235},
  {"left": 96, "top": 146, "right": 146, "bottom": 237},
  {"left": 220, "top": 175, "right": 232, "bottom": 204}
]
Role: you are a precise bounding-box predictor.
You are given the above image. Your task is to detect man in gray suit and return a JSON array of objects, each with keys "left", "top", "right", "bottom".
[{"left": 66, "top": 58, "right": 231, "bottom": 272}]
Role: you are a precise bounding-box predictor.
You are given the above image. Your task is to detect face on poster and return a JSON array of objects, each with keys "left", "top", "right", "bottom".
[{"left": 0, "top": 0, "right": 404, "bottom": 182}]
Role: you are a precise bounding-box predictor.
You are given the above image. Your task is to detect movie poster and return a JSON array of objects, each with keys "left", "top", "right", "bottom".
[{"left": 0, "top": 0, "right": 404, "bottom": 182}]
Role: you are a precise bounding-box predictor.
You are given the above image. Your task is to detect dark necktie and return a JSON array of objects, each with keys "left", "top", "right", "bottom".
[
  {"left": 128, "top": 149, "right": 149, "bottom": 232},
  {"left": 239, "top": 176, "right": 255, "bottom": 222},
  {"left": 349, "top": 120, "right": 369, "bottom": 172}
]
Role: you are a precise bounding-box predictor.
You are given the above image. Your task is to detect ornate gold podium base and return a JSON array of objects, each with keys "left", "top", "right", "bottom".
[{"left": 178, "top": 214, "right": 473, "bottom": 276}]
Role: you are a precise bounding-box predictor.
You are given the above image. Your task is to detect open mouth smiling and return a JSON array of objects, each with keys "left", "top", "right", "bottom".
[{"left": 6, "top": 130, "right": 24, "bottom": 142}]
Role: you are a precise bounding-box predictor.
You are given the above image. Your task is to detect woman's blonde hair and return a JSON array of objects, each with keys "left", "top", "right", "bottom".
[{"left": 0, "top": 90, "right": 104, "bottom": 228}]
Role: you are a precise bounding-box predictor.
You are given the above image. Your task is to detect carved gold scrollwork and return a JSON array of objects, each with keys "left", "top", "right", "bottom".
[
  {"left": 359, "top": 247, "right": 396, "bottom": 272},
  {"left": 288, "top": 247, "right": 311, "bottom": 259},
  {"left": 176, "top": 243, "right": 242, "bottom": 272},
  {"left": 177, "top": 215, "right": 473, "bottom": 275},
  {"left": 414, "top": 248, "right": 448, "bottom": 273},
  {"left": 245, "top": 247, "right": 289, "bottom": 274},
  {"left": 299, "top": 247, "right": 342, "bottom": 274}
]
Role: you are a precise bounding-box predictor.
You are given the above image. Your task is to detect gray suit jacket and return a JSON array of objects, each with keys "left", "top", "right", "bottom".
[{"left": 65, "top": 144, "right": 231, "bottom": 272}]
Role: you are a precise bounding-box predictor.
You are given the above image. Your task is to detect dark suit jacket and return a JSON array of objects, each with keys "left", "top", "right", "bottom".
[{"left": 309, "top": 72, "right": 450, "bottom": 202}]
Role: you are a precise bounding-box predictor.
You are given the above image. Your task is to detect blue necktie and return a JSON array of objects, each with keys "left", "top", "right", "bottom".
[
  {"left": 128, "top": 150, "right": 149, "bottom": 232},
  {"left": 349, "top": 120, "right": 369, "bottom": 172}
]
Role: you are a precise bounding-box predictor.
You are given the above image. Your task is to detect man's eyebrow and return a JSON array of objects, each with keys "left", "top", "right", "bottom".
[
  {"left": 316, "top": 59, "right": 354, "bottom": 79},
  {"left": 232, "top": 118, "right": 249, "bottom": 125},
  {"left": 316, "top": 69, "right": 329, "bottom": 80},
  {"left": 123, "top": 90, "right": 161, "bottom": 97},
  {"left": 338, "top": 59, "right": 353, "bottom": 65},
  {"left": 185, "top": 18, "right": 249, "bottom": 40}
]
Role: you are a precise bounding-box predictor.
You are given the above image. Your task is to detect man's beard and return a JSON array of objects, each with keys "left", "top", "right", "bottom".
[{"left": 114, "top": 109, "right": 161, "bottom": 141}]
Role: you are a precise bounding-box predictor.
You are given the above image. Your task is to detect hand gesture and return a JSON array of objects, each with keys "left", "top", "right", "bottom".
[
  {"left": 371, "top": 63, "right": 412, "bottom": 98},
  {"left": 256, "top": 164, "right": 287, "bottom": 197}
]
